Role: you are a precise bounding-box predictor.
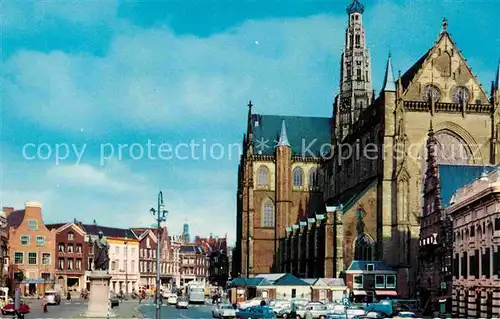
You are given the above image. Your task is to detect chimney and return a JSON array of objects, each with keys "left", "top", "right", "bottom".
[{"left": 2, "top": 207, "right": 14, "bottom": 215}]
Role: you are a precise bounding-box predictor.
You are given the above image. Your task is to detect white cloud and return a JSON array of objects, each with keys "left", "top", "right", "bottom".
[{"left": 3, "top": 14, "right": 344, "bottom": 134}]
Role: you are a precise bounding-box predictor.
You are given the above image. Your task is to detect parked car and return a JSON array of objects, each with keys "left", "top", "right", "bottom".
[
  {"left": 168, "top": 294, "right": 179, "bottom": 305},
  {"left": 295, "top": 302, "right": 329, "bottom": 319},
  {"left": 237, "top": 305, "right": 276, "bottom": 319},
  {"left": 213, "top": 303, "right": 237, "bottom": 318},
  {"left": 110, "top": 293, "right": 119, "bottom": 308},
  {"left": 176, "top": 298, "right": 189, "bottom": 309},
  {"left": 44, "top": 290, "right": 61, "bottom": 305},
  {"left": 1, "top": 301, "right": 31, "bottom": 315}
]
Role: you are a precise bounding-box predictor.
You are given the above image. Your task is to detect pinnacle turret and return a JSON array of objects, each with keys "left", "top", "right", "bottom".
[
  {"left": 277, "top": 120, "right": 290, "bottom": 147},
  {"left": 382, "top": 54, "right": 396, "bottom": 92}
]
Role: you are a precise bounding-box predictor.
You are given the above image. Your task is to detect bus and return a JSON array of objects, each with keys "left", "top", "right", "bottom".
[{"left": 188, "top": 286, "right": 205, "bottom": 304}]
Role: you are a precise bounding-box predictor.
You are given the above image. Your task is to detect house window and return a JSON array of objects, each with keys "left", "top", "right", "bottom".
[
  {"left": 76, "top": 244, "right": 82, "bottom": 253},
  {"left": 262, "top": 199, "right": 275, "bottom": 228},
  {"left": 76, "top": 259, "right": 82, "bottom": 270},
  {"left": 131, "top": 260, "right": 135, "bottom": 273},
  {"left": 58, "top": 244, "right": 65, "bottom": 252},
  {"left": 42, "top": 253, "right": 51, "bottom": 265},
  {"left": 375, "top": 275, "right": 385, "bottom": 288},
  {"left": 111, "top": 260, "right": 116, "bottom": 271},
  {"left": 14, "top": 252, "right": 24, "bottom": 264},
  {"left": 20, "top": 235, "right": 30, "bottom": 246},
  {"left": 88, "top": 258, "right": 93, "bottom": 271},
  {"left": 386, "top": 275, "right": 396, "bottom": 288},
  {"left": 131, "top": 247, "right": 136, "bottom": 256},
  {"left": 67, "top": 244, "right": 74, "bottom": 253},
  {"left": 146, "top": 237, "right": 150, "bottom": 248},
  {"left": 36, "top": 236, "right": 45, "bottom": 246},
  {"left": 258, "top": 166, "right": 269, "bottom": 185},
  {"left": 27, "top": 220, "right": 38, "bottom": 231},
  {"left": 58, "top": 258, "right": 64, "bottom": 270},
  {"left": 293, "top": 167, "right": 304, "bottom": 186},
  {"left": 67, "top": 258, "right": 74, "bottom": 270},
  {"left": 115, "top": 246, "right": 120, "bottom": 254},
  {"left": 366, "top": 264, "right": 374, "bottom": 271},
  {"left": 28, "top": 252, "right": 37, "bottom": 265},
  {"left": 68, "top": 232, "right": 74, "bottom": 240},
  {"left": 354, "top": 234, "right": 375, "bottom": 261},
  {"left": 353, "top": 275, "right": 363, "bottom": 289}
]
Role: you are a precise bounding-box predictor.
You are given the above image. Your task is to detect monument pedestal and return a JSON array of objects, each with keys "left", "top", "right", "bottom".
[{"left": 84, "top": 271, "right": 115, "bottom": 318}]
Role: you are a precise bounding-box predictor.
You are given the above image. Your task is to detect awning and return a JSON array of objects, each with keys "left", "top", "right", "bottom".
[
  {"left": 352, "top": 290, "right": 367, "bottom": 296},
  {"left": 375, "top": 290, "right": 398, "bottom": 296}
]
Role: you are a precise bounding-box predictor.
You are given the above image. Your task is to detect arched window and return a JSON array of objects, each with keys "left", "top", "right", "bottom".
[
  {"left": 257, "top": 166, "right": 269, "bottom": 185},
  {"left": 354, "top": 234, "right": 375, "bottom": 261},
  {"left": 355, "top": 34, "right": 360, "bottom": 47},
  {"left": 309, "top": 168, "right": 319, "bottom": 187},
  {"left": 293, "top": 167, "right": 304, "bottom": 186},
  {"left": 262, "top": 200, "right": 274, "bottom": 228}
]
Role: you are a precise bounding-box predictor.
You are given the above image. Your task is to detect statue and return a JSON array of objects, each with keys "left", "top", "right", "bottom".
[{"left": 91, "top": 231, "right": 110, "bottom": 271}]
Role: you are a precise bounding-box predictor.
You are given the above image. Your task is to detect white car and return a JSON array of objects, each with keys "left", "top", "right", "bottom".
[
  {"left": 176, "top": 299, "right": 189, "bottom": 309},
  {"left": 212, "top": 304, "right": 237, "bottom": 318},
  {"left": 167, "top": 294, "right": 178, "bottom": 305}
]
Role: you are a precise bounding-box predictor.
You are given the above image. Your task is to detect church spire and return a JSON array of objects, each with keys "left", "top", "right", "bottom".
[
  {"left": 382, "top": 54, "right": 396, "bottom": 92},
  {"left": 277, "top": 120, "right": 290, "bottom": 147},
  {"left": 495, "top": 60, "right": 500, "bottom": 90}
]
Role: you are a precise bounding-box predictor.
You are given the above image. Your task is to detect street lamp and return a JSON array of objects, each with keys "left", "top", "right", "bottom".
[{"left": 150, "top": 191, "right": 168, "bottom": 319}]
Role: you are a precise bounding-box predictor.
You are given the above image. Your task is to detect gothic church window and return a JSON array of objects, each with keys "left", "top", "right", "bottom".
[
  {"left": 354, "top": 234, "right": 374, "bottom": 261},
  {"left": 293, "top": 167, "right": 304, "bottom": 186},
  {"left": 309, "top": 168, "right": 319, "bottom": 187},
  {"left": 257, "top": 166, "right": 269, "bottom": 185},
  {"left": 262, "top": 199, "right": 275, "bottom": 228}
]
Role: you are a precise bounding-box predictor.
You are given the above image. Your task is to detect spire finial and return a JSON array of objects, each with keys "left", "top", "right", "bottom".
[
  {"left": 276, "top": 120, "right": 290, "bottom": 148},
  {"left": 495, "top": 60, "right": 500, "bottom": 90},
  {"left": 248, "top": 100, "right": 253, "bottom": 111},
  {"left": 382, "top": 53, "right": 396, "bottom": 92},
  {"left": 441, "top": 17, "right": 448, "bottom": 33}
]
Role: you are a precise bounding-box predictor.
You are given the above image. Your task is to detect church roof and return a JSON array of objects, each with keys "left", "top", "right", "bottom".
[
  {"left": 438, "top": 164, "right": 497, "bottom": 207},
  {"left": 400, "top": 50, "right": 431, "bottom": 91},
  {"left": 325, "top": 177, "right": 377, "bottom": 212},
  {"left": 346, "top": 0, "right": 364, "bottom": 15},
  {"left": 251, "top": 114, "right": 332, "bottom": 157},
  {"left": 346, "top": 260, "right": 395, "bottom": 272}
]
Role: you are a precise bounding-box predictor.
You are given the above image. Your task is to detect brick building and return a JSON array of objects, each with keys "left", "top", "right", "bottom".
[
  {"left": 0, "top": 208, "right": 11, "bottom": 286},
  {"left": 195, "top": 235, "right": 229, "bottom": 287},
  {"left": 446, "top": 168, "right": 500, "bottom": 318},
  {"left": 179, "top": 244, "right": 208, "bottom": 287},
  {"left": 46, "top": 222, "right": 89, "bottom": 294},
  {"left": 7, "top": 201, "right": 56, "bottom": 295}
]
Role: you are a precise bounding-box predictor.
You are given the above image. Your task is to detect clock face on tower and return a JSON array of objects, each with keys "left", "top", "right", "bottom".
[
  {"left": 452, "top": 86, "right": 470, "bottom": 104},
  {"left": 423, "top": 85, "right": 440, "bottom": 103}
]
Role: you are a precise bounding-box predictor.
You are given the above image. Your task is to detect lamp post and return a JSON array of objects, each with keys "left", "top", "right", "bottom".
[{"left": 150, "top": 191, "right": 168, "bottom": 319}]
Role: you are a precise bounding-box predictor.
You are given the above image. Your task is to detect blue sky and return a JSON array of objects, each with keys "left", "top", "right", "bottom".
[{"left": 1, "top": 0, "right": 499, "bottom": 244}]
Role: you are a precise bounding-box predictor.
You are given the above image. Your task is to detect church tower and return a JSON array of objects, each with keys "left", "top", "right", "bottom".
[{"left": 335, "top": 0, "right": 373, "bottom": 142}]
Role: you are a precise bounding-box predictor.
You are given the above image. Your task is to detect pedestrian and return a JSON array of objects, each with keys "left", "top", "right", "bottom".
[
  {"left": 67, "top": 291, "right": 71, "bottom": 301},
  {"left": 42, "top": 295, "right": 48, "bottom": 313}
]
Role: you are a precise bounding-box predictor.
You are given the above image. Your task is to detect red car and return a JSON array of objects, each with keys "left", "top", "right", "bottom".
[{"left": 1, "top": 302, "right": 31, "bottom": 315}]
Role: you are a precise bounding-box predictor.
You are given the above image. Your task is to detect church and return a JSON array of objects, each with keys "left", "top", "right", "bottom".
[{"left": 235, "top": 0, "right": 500, "bottom": 299}]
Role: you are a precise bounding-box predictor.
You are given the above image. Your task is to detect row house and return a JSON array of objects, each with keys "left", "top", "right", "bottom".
[
  {"left": 195, "top": 235, "right": 229, "bottom": 288},
  {"left": 0, "top": 208, "right": 11, "bottom": 286},
  {"left": 131, "top": 226, "right": 180, "bottom": 291},
  {"left": 446, "top": 168, "right": 500, "bottom": 318},
  {"left": 344, "top": 261, "right": 398, "bottom": 303},
  {"left": 81, "top": 224, "right": 140, "bottom": 294},
  {"left": 46, "top": 221, "right": 90, "bottom": 294},
  {"left": 6, "top": 201, "right": 56, "bottom": 295},
  {"left": 179, "top": 244, "right": 209, "bottom": 287}
]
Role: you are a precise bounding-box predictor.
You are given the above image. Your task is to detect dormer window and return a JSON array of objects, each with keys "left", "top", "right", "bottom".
[{"left": 366, "top": 264, "right": 374, "bottom": 271}]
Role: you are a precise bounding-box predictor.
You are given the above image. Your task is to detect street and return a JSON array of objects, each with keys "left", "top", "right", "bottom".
[
  {"left": 140, "top": 302, "right": 214, "bottom": 319},
  {"left": 2, "top": 299, "right": 88, "bottom": 319}
]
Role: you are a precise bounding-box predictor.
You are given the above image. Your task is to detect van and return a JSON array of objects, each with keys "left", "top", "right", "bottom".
[{"left": 44, "top": 291, "right": 61, "bottom": 305}]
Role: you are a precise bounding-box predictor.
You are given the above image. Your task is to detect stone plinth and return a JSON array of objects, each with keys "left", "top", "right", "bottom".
[{"left": 84, "top": 271, "right": 115, "bottom": 318}]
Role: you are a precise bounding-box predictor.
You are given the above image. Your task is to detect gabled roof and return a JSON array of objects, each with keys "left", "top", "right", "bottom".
[
  {"left": 130, "top": 228, "right": 158, "bottom": 242},
  {"left": 400, "top": 50, "right": 430, "bottom": 91},
  {"left": 81, "top": 224, "right": 134, "bottom": 239},
  {"left": 46, "top": 222, "right": 86, "bottom": 236},
  {"left": 438, "top": 164, "right": 497, "bottom": 207},
  {"left": 45, "top": 223, "right": 66, "bottom": 231},
  {"left": 346, "top": 260, "right": 395, "bottom": 272},
  {"left": 255, "top": 273, "right": 286, "bottom": 283},
  {"left": 271, "top": 273, "right": 310, "bottom": 286},
  {"left": 251, "top": 114, "right": 332, "bottom": 157},
  {"left": 325, "top": 177, "right": 377, "bottom": 212},
  {"left": 6, "top": 210, "right": 25, "bottom": 229},
  {"left": 228, "top": 277, "right": 273, "bottom": 287},
  {"left": 313, "top": 278, "right": 346, "bottom": 287}
]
